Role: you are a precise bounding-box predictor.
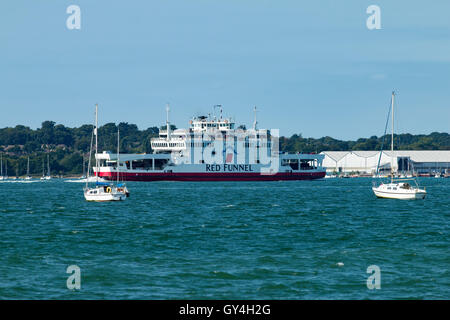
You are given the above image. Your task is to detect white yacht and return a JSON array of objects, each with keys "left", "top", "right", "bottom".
[
  {"left": 0, "top": 154, "right": 5, "bottom": 180},
  {"left": 84, "top": 183, "right": 127, "bottom": 201},
  {"left": 84, "top": 104, "right": 127, "bottom": 202},
  {"left": 372, "top": 180, "right": 426, "bottom": 200},
  {"left": 372, "top": 92, "right": 426, "bottom": 200},
  {"left": 80, "top": 156, "right": 86, "bottom": 179},
  {"left": 25, "top": 157, "right": 32, "bottom": 180},
  {"left": 40, "top": 154, "right": 51, "bottom": 180}
]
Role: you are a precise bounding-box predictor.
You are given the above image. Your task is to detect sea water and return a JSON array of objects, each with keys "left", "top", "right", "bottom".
[{"left": 0, "top": 178, "right": 448, "bottom": 299}]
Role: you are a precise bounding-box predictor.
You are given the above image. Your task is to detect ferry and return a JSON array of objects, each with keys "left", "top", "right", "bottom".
[{"left": 94, "top": 106, "right": 326, "bottom": 181}]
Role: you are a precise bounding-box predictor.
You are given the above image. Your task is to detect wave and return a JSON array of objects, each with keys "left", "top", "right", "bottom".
[
  {"left": 65, "top": 177, "right": 107, "bottom": 183},
  {"left": 0, "top": 180, "right": 40, "bottom": 183}
]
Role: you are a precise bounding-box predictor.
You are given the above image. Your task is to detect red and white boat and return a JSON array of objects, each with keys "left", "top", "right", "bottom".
[{"left": 94, "top": 106, "right": 326, "bottom": 181}]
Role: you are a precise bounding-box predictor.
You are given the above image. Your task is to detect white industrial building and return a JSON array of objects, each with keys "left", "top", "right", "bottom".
[{"left": 320, "top": 150, "right": 450, "bottom": 174}]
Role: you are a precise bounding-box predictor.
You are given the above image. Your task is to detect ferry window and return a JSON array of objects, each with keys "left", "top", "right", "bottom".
[
  {"left": 132, "top": 159, "right": 153, "bottom": 170},
  {"left": 387, "top": 187, "right": 391, "bottom": 190},
  {"left": 393, "top": 187, "right": 397, "bottom": 190},
  {"left": 300, "top": 160, "right": 314, "bottom": 170}
]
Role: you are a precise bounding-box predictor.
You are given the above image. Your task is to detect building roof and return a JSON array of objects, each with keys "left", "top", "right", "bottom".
[
  {"left": 321, "top": 150, "right": 450, "bottom": 162},
  {"left": 320, "top": 151, "right": 349, "bottom": 162}
]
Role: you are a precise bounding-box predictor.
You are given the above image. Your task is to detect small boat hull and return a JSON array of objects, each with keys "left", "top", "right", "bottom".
[
  {"left": 84, "top": 193, "right": 127, "bottom": 201},
  {"left": 372, "top": 187, "right": 426, "bottom": 200},
  {"left": 84, "top": 186, "right": 127, "bottom": 202}
]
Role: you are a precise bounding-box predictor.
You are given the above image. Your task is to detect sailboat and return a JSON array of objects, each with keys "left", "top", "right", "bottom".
[
  {"left": 434, "top": 164, "right": 442, "bottom": 178},
  {"left": 84, "top": 104, "right": 127, "bottom": 201},
  {"left": 45, "top": 155, "right": 51, "bottom": 180},
  {"left": 40, "top": 155, "right": 51, "bottom": 180},
  {"left": 40, "top": 157, "right": 45, "bottom": 180},
  {"left": 372, "top": 92, "right": 426, "bottom": 200},
  {"left": 25, "top": 157, "right": 32, "bottom": 180},
  {"left": 80, "top": 156, "right": 86, "bottom": 179},
  {"left": 4, "top": 159, "right": 8, "bottom": 180},
  {"left": 0, "top": 154, "right": 5, "bottom": 180}
]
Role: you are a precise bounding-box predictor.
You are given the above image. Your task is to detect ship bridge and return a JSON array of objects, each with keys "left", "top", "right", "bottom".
[
  {"left": 189, "top": 115, "right": 236, "bottom": 133},
  {"left": 150, "top": 105, "right": 274, "bottom": 158},
  {"left": 151, "top": 128, "right": 187, "bottom": 152}
]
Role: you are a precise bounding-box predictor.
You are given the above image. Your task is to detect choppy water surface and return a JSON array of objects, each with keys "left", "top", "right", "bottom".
[{"left": 0, "top": 178, "right": 448, "bottom": 299}]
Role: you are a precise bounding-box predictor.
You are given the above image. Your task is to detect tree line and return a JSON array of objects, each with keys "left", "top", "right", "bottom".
[
  {"left": 280, "top": 132, "right": 450, "bottom": 154},
  {"left": 0, "top": 121, "right": 448, "bottom": 176},
  {"left": 0, "top": 121, "right": 160, "bottom": 176}
]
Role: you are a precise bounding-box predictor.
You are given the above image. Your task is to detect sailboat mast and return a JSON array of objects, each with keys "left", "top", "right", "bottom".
[
  {"left": 95, "top": 104, "right": 99, "bottom": 183},
  {"left": 391, "top": 91, "right": 395, "bottom": 183},
  {"left": 117, "top": 128, "right": 120, "bottom": 184},
  {"left": 86, "top": 120, "right": 95, "bottom": 189},
  {"left": 1, "top": 153, "right": 3, "bottom": 177},
  {"left": 47, "top": 154, "right": 50, "bottom": 176},
  {"left": 27, "top": 157, "right": 30, "bottom": 176}
]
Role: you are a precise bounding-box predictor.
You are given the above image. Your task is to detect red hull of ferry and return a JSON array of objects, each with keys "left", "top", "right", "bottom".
[{"left": 97, "top": 171, "right": 326, "bottom": 181}]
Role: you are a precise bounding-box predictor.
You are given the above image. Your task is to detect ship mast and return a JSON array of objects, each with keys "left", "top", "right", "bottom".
[
  {"left": 213, "top": 105, "right": 223, "bottom": 120},
  {"left": 166, "top": 103, "right": 171, "bottom": 141},
  {"left": 253, "top": 106, "right": 258, "bottom": 130}
]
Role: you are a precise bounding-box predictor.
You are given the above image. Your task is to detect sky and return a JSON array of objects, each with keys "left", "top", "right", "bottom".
[{"left": 1, "top": 0, "right": 449, "bottom": 140}]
